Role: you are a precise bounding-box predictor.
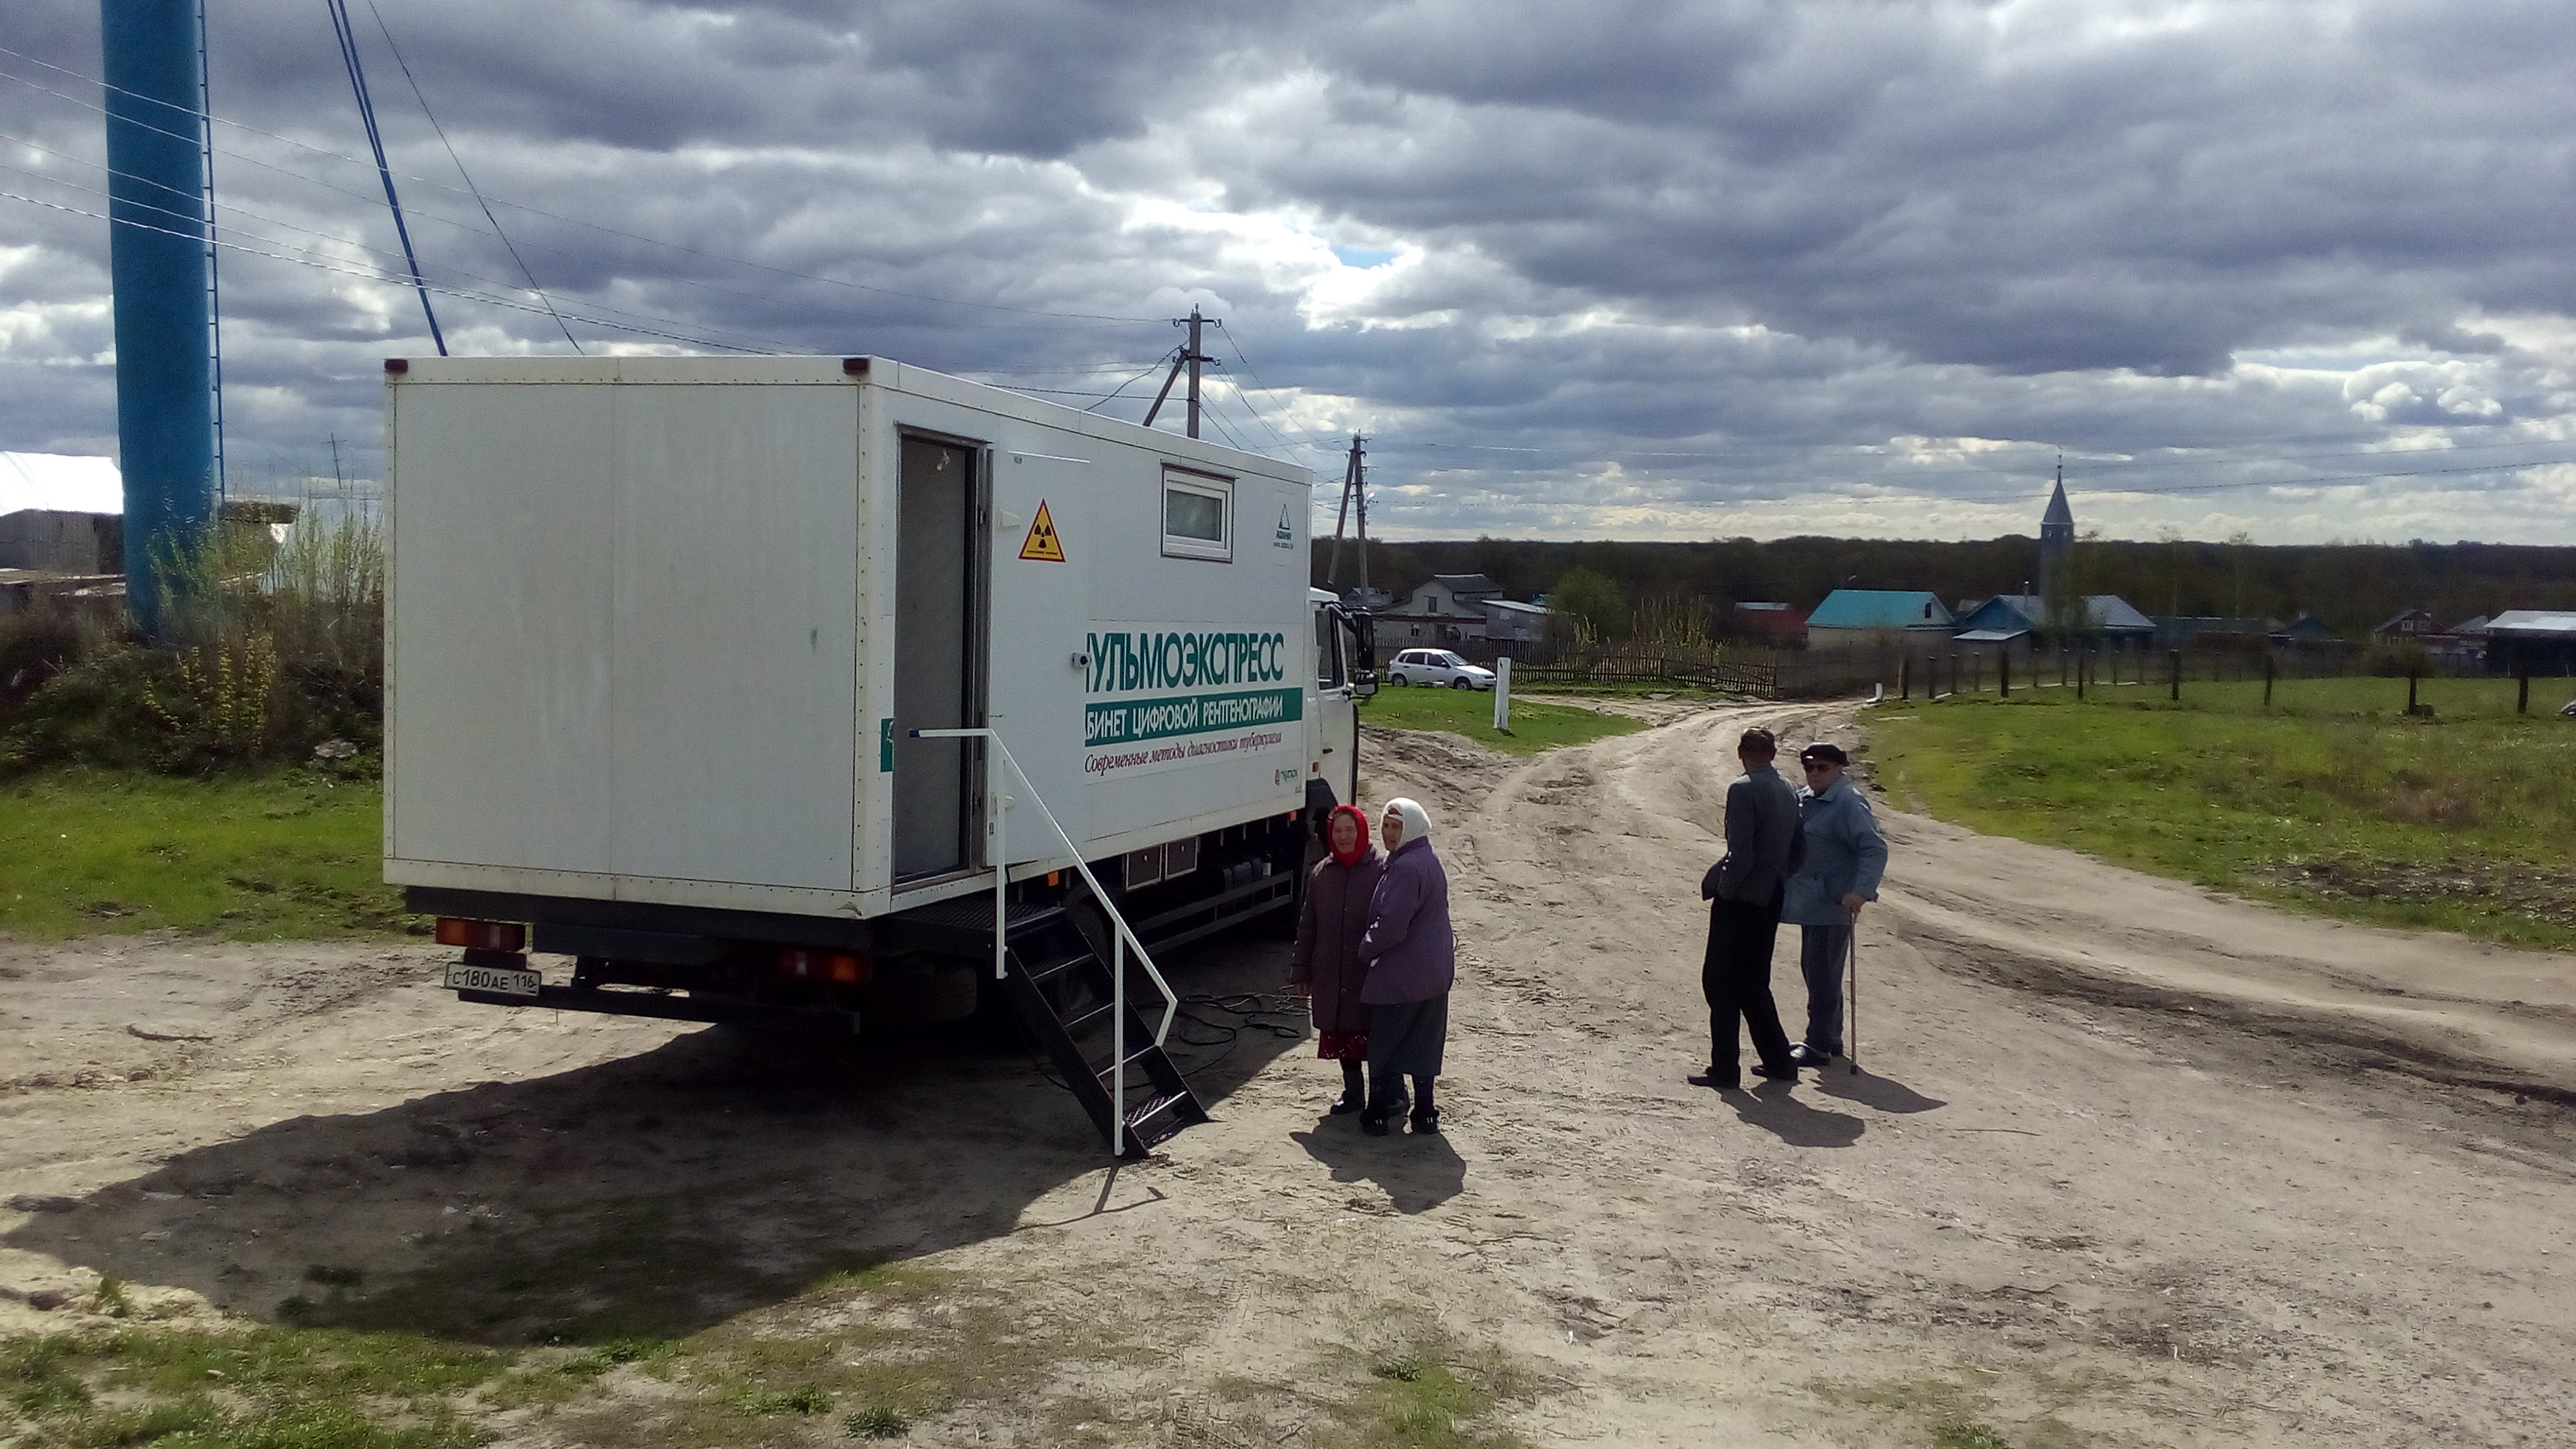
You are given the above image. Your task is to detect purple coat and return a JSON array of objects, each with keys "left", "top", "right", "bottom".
[
  {"left": 1289, "top": 847, "right": 1385, "bottom": 1034},
  {"left": 1357, "top": 836, "right": 1455, "bottom": 1005}
]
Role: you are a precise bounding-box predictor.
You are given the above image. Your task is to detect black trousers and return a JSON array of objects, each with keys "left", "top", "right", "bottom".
[{"left": 1701, "top": 895, "right": 1793, "bottom": 1077}]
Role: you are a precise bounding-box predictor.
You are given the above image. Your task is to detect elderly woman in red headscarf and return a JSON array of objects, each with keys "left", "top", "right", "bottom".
[{"left": 1290, "top": 803, "right": 1384, "bottom": 1115}]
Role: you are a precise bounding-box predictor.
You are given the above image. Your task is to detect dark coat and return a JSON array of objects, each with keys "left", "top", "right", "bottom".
[
  {"left": 1290, "top": 846, "right": 1385, "bottom": 1034},
  {"left": 1704, "top": 761, "right": 1802, "bottom": 905},
  {"left": 1358, "top": 836, "right": 1456, "bottom": 1005}
]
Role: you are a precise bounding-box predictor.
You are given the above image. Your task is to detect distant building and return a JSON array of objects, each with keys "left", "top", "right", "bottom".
[
  {"left": 1375, "top": 573, "right": 1504, "bottom": 646},
  {"left": 2156, "top": 616, "right": 2272, "bottom": 648},
  {"left": 1482, "top": 598, "right": 1552, "bottom": 653},
  {"left": 1401, "top": 574, "right": 1502, "bottom": 617},
  {"left": 2269, "top": 613, "right": 2342, "bottom": 647},
  {"left": 2372, "top": 608, "right": 2442, "bottom": 645},
  {"left": 1730, "top": 601, "right": 1808, "bottom": 645},
  {"left": 1807, "top": 590, "right": 1953, "bottom": 642},
  {"left": 2037, "top": 466, "right": 2075, "bottom": 601},
  {"left": 0, "top": 509, "right": 120, "bottom": 573},
  {"left": 1952, "top": 593, "right": 2155, "bottom": 649},
  {"left": 2483, "top": 611, "right": 2576, "bottom": 675},
  {"left": 1, "top": 452, "right": 122, "bottom": 516},
  {"left": 1, "top": 452, "right": 123, "bottom": 576}
]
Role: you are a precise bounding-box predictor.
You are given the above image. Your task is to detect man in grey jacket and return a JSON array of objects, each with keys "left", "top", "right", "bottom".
[
  {"left": 1689, "top": 728, "right": 1803, "bottom": 1091},
  {"left": 1784, "top": 742, "right": 1889, "bottom": 1067}
]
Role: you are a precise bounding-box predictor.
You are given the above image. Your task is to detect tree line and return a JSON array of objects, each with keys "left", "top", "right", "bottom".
[{"left": 1313, "top": 535, "right": 2576, "bottom": 642}]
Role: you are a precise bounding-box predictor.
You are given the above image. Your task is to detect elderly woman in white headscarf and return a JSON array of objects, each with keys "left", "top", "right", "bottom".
[{"left": 1354, "top": 797, "right": 1456, "bottom": 1136}]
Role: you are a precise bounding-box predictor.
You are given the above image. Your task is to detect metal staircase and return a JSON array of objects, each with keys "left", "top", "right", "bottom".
[
  {"left": 999, "top": 886, "right": 1207, "bottom": 1156},
  {"left": 908, "top": 728, "right": 1208, "bottom": 1157}
]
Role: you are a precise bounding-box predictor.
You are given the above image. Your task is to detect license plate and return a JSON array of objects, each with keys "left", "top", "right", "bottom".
[{"left": 446, "top": 962, "right": 540, "bottom": 998}]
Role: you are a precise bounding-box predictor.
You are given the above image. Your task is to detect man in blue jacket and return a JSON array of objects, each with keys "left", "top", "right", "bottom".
[{"left": 1784, "top": 742, "right": 1888, "bottom": 1068}]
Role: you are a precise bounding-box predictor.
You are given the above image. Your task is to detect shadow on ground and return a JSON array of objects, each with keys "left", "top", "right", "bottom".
[
  {"left": 1812, "top": 1068, "right": 1947, "bottom": 1115},
  {"left": 1290, "top": 1119, "right": 1468, "bottom": 1214},
  {"left": 3, "top": 936, "right": 1300, "bottom": 1346},
  {"left": 1726, "top": 1079, "right": 1867, "bottom": 1147}
]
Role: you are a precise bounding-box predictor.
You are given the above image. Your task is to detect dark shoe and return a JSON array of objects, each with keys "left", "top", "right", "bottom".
[
  {"left": 1330, "top": 1062, "right": 1366, "bottom": 1114},
  {"left": 1686, "top": 1071, "right": 1741, "bottom": 1091},
  {"left": 1749, "top": 1061, "right": 1799, "bottom": 1082},
  {"left": 1410, "top": 1108, "right": 1441, "bottom": 1134},
  {"left": 1361, "top": 1111, "right": 1392, "bottom": 1136},
  {"left": 1788, "top": 1043, "right": 1834, "bottom": 1067}
]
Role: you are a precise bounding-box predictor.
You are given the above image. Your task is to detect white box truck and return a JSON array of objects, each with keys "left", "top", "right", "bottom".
[{"left": 384, "top": 355, "right": 1376, "bottom": 1152}]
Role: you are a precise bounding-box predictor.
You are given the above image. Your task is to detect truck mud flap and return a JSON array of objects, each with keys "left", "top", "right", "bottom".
[{"left": 455, "top": 984, "right": 858, "bottom": 1035}]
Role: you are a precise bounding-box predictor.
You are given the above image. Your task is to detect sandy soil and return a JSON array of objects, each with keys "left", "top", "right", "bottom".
[{"left": 5, "top": 701, "right": 2572, "bottom": 1446}]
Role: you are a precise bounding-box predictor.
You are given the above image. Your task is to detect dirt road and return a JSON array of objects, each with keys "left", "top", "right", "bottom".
[{"left": 5, "top": 701, "right": 2571, "bottom": 1446}]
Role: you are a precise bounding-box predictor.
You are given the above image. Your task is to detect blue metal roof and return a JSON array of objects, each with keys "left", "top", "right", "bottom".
[{"left": 1807, "top": 590, "right": 1953, "bottom": 630}]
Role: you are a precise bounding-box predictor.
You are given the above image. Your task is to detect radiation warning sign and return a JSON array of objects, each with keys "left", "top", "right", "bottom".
[{"left": 1019, "top": 500, "right": 1065, "bottom": 562}]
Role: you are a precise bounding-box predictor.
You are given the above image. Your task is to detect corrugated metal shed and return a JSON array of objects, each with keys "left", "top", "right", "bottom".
[{"left": 2487, "top": 610, "right": 2576, "bottom": 637}]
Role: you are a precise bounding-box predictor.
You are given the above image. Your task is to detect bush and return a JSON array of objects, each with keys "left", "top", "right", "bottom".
[{"left": 0, "top": 512, "right": 384, "bottom": 778}]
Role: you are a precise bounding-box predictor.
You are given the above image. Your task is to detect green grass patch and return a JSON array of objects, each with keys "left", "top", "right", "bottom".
[
  {"left": 0, "top": 766, "right": 411, "bottom": 940},
  {"left": 2, "top": 1325, "right": 503, "bottom": 1449},
  {"left": 1359, "top": 683, "right": 1641, "bottom": 756},
  {"left": 1871, "top": 677, "right": 2576, "bottom": 950}
]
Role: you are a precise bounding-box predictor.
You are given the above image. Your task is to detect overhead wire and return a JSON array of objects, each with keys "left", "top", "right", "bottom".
[
  {"left": 321, "top": 0, "right": 442, "bottom": 353},
  {"left": 359, "top": 0, "right": 579, "bottom": 352},
  {"left": 0, "top": 162, "right": 803, "bottom": 353},
  {"left": 1081, "top": 352, "right": 1180, "bottom": 415},
  {"left": 6, "top": 72, "right": 1154, "bottom": 344},
  {"left": 0, "top": 46, "right": 1167, "bottom": 328},
  {"left": 0, "top": 187, "right": 778, "bottom": 353}
]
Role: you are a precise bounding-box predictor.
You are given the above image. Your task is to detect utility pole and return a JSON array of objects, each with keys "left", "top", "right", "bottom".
[
  {"left": 1186, "top": 306, "right": 1204, "bottom": 440},
  {"left": 1140, "top": 306, "right": 1218, "bottom": 437},
  {"left": 1354, "top": 436, "right": 1371, "bottom": 601},
  {"left": 1326, "top": 434, "right": 1367, "bottom": 596}
]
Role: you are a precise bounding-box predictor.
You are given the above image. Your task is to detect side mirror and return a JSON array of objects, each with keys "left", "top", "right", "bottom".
[{"left": 1354, "top": 671, "right": 1379, "bottom": 700}]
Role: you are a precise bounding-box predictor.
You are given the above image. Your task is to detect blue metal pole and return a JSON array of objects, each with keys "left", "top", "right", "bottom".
[{"left": 101, "top": 0, "right": 216, "bottom": 637}]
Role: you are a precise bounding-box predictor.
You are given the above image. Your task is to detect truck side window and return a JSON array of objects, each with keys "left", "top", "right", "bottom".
[
  {"left": 1161, "top": 466, "right": 1233, "bottom": 562},
  {"left": 1315, "top": 612, "right": 1347, "bottom": 690}
]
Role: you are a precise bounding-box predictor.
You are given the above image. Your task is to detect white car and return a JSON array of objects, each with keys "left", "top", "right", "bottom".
[{"left": 1386, "top": 648, "right": 1497, "bottom": 690}]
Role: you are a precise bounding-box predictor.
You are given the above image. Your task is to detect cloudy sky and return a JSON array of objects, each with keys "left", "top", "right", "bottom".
[{"left": 4, "top": 0, "right": 2573, "bottom": 543}]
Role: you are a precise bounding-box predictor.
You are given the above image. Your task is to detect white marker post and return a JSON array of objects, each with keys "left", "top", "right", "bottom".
[{"left": 1493, "top": 656, "right": 1512, "bottom": 732}]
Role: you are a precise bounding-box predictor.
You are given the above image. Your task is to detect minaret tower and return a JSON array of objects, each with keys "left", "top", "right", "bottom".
[{"left": 2038, "top": 460, "right": 2074, "bottom": 603}]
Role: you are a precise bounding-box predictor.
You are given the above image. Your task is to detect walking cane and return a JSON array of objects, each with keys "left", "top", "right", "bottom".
[{"left": 1846, "top": 923, "right": 1862, "bottom": 1075}]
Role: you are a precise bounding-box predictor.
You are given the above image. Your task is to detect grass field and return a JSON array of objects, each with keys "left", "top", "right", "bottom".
[
  {"left": 0, "top": 769, "right": 410, "bottom": 941},
  {"left": 1869, "top": 675, "right": 2576, "bottom": 951},
  {"left": 1357, "top": 681, "right": 1643, "bottom": 756}
]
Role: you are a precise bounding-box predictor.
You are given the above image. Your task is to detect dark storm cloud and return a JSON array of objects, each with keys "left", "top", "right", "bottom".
[{"left": 3, "top": 0, "right": 2572, "bottom": 541}]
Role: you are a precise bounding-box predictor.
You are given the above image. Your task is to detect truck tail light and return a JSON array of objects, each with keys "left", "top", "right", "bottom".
[
  {"left": 777, "top": 948, "right": 868, "bottom": 985},
  {"left": 435, "top": 918, "right": 525, "bottom": 951}
]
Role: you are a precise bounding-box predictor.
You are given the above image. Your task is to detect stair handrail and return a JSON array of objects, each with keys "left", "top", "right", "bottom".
[{"left": 912, "top": 727, "right": 1178, "bottom": 1156}]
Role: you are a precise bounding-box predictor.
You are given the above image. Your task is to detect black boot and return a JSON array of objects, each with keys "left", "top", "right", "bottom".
[
  {"left": 1330, "top": 1059, "right": 1365, "bottom": 1115},
  {"left": 1410, "top": 1076, "right": 1440, "bottom": 1134},
  {"left": 1361, "top": 1070, "right": 1405, "bottom": 1135}
]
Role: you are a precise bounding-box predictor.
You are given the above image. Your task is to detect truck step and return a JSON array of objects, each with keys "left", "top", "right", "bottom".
[{"left": 995, "top": 922, "right": 1207, "bottom": 1157}]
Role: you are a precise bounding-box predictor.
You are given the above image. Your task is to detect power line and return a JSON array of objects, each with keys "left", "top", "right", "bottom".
[
  {"left": 360, "top": 0, "right": 578, "bottom": 352},
  {"left": 0, "top": 187, "right": 776, "bottom": 353},
  {"left": 322, "top": 0, "right": 442, "bottom": 354},
  {"left": 0, "top": 47, "right": 1167, "bottom": 328},
  {"left": 0, "top": 161, "right": 805, "bottom": 353}
]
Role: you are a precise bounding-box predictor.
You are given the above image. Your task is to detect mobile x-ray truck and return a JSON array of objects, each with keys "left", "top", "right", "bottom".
[{"left": 384, "top": 355, "right": 1375, "bottom": 1152}]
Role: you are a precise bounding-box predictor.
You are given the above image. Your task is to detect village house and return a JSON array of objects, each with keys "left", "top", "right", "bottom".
[
  {"left": 1372, "top": 572, "right": 1504, "bottom": 646},
  {"left": 1805, "top": 589, "right": 1954, "bottom": 643}
]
